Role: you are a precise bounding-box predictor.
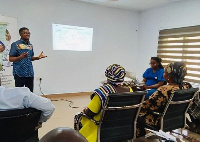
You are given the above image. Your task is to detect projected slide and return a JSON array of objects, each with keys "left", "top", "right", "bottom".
[{"left": 52, "top": 24, "right": 93, "bottom": 51}]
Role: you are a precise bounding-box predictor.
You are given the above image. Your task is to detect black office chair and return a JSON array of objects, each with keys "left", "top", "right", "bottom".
[
  {"left": 75, "top": 91, "right": 146, "bottom": 142},
  {"left": 188, "top": 90, "right": 200, "bottom": 120},
  {"left": 0, "top": 108, "right": 42, "bottom": 142},
  {"left": 146, "top": 88, "right": 199, "bottom": 132}
]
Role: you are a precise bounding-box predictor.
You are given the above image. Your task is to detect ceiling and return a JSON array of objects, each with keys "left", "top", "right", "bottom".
[{"left": 71, "top": 0, "right": 186, "bottom": 11}]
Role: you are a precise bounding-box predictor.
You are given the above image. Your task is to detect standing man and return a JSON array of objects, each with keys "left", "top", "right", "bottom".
[{"left": 9, "top": 27, "right": 47, "bottom": 92}]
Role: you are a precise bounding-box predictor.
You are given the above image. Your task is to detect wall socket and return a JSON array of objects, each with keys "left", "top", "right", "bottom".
[{"left": 37, "top": 77, "right": 42, "bottom": 81}]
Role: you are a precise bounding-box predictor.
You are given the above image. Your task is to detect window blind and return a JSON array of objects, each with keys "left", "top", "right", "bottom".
[{"left": 157, "top": 25, "right": 200, "bottom": 85}]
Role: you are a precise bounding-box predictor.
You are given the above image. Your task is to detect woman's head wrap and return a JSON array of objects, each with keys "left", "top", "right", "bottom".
[
  {"left": 165, "top": 62, "right": 187, "bottom": 88},
  {"left": 0, "top": 41, "right": 5, "bottom": 49},
  {"left": 105, "top": 64, "right": 126, "bottom": 85}
]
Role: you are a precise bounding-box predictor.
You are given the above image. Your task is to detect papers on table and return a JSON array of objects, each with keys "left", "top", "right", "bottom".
[{"left": 145, "top": 128, "right": 178, "bottom": 142}]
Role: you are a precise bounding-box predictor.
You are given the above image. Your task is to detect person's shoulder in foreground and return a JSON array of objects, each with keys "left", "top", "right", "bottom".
[
  {"left": 39, "top": 127, "right": 87, "bottom": 142},
  {"left": 0, "top": 86, "right": 55, "bottom": 123}
]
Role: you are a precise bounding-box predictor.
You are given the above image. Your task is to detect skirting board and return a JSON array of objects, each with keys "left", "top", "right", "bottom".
[{"left": 43, "top": 92, "right": 92, "bottom": 99}]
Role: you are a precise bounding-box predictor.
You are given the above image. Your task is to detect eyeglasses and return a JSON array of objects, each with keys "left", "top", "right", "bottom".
[
  {"left": 149, "top": 63, "right": 157, "bottom": 65},
  {"left": 23, "top": 32, "right": 31, "bottom": 35}
]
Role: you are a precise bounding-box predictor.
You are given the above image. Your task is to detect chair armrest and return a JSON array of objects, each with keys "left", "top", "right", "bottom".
[{"left": 81, "top": 113, "right": 100, "bottom": 125}]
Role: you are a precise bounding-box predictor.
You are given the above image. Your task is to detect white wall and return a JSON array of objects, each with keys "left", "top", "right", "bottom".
[
  {"left": 137, "top": 0, "right": 200, "bottom": 82},
  {"left": 0, "top": 0, "right": 139, "bottom": 94}
]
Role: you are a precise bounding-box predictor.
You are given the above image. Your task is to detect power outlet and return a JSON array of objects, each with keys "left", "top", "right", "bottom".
[{"left": 37, "top": 77, "right": 42, "bottom": 81}]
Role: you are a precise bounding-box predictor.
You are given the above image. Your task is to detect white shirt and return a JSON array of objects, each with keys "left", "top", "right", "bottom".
[{"left": 0, "top": 86, "right": 55, "bottom": 123}]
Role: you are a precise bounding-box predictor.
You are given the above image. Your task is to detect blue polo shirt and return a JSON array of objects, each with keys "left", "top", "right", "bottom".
[{"left": 9, "top": 39, "right": 34, "bottom": 77}]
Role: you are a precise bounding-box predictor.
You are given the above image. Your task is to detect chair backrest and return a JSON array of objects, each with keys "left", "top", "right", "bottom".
[
  {"left": 97, "top": 91, "right": 146, "bottom": 142},
  {"left": 188, "top": 90, "right": 200, "bottom": 120},
  {"left": 0, "top": 108, "right": 41, "bottom": 142},
  {"left": 161, "top": 88, "right": 199, "bottom": 132}
]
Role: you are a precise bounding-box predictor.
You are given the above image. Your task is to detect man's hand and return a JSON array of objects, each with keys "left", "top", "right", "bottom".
[
  {"left": 38, "top": 51, "right": 47, "bottom": 59},
  {"left": 31, "top": 51, "right": 47, "bottom": 61},
  {"left": 20, "top": 52, "right": 28, "bottom": 59},
  {"left": 35, "top": 122, "right": 42, "bottom": 130}
]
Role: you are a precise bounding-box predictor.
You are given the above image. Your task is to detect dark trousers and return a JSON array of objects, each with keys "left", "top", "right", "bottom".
[{"left": 14, "top": 75, "right": 34, "bottom": 92}]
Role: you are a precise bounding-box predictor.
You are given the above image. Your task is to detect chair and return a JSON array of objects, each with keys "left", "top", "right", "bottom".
[
  {"left": 188, "top": 90, "right": 200, "bottom": 120},
  {"left": 147, "top": 88, "right": 199, "bottom": 132},
  {"left": 0, "top": 108, "right": 42, "bottom": 142},
  {"left": 76, "top": 91, "right": 146, "bottom": 142}
]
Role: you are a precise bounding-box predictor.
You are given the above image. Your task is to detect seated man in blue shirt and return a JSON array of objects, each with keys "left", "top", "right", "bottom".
[
  {"left": 0, "top": 84, "right": 55, "bottom": 124},
  {"left": 0, "top": 82, "right": 55, "bottom": 141}
]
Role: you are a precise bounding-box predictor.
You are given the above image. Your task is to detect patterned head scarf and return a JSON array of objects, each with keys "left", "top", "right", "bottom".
[
  {"left": 0, "top": 41, "right": 5, "bottom": 49},
  {"left": 165, "top": 62, "right": 187, "bottom": 88},
  {"left": 105, "top": 64, "right": 126, "bottom": 85}
]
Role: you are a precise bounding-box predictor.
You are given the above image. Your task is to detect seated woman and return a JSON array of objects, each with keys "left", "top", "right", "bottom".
[
  {"left": 137, "top": 62, "right": 188, "bottom": 137},
  {"left": 76, "top": 64, "right": 133, "bottom": 142},
  {"left": 140, "top": 57, "right": 165, "bottom": 98}
]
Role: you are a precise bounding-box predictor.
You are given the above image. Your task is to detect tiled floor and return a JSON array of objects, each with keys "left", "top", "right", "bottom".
[
  {"left": 39, "top": 94, "right": 200, "bottom": 142},
  {"left": 39, "top": 94, "right": 90, "bottom": 138}
]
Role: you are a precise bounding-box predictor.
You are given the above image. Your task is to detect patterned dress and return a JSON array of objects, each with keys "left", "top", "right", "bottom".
[
  {"left": 137, "top": 84, "right": 182, "bottom": 137},
  {"left": 141, "top": 84, "right": 180, "bottom": 127}
]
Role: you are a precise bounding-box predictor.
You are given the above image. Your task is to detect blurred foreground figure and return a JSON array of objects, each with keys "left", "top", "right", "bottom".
[{"left": 39, "top": 127, "right": 87, "bottom": 142}]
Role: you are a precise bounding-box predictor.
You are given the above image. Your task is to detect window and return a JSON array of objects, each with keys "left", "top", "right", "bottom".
[{"left": 157, "top": 25, "right": 200, "bottom": 86}]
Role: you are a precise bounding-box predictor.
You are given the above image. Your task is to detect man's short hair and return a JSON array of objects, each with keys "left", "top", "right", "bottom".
[
  {"left": 19, "top": 27, "right": 29, "bottom": 34},
  {"left": 39, "top": 127, "right": 87, "bottom": 142}
]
